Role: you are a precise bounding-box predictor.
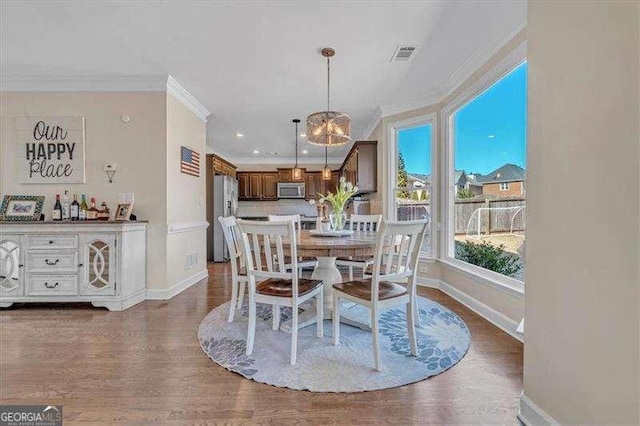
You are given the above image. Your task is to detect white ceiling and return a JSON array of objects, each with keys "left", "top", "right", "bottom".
[{"left": 0, "top": 1, "right": 526, "bottom": 164}]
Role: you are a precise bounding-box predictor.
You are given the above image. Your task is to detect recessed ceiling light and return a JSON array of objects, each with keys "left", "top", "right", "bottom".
[
  {"left": 302, "top": 149, "right": 308, "bottom": 154},
  {"left": 252, "top": 149, "right": 259, "bottom": 154},
  {"left": 300, "top": 133, "right": 307, "bottom": 138},
  {"left": 488, "top": 134, "right": 495, "bottom": 139},
  {"left": 236, "top": 132, "right": 244, "bottom": 138}
]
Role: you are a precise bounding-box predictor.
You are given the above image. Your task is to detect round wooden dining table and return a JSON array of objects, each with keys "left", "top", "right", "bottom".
[{"left": 280, "top": 230, "right": 378, "bottom": 332}]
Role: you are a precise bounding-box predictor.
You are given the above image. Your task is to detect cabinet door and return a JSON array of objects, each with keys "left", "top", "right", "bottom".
[
  {"left": 249, "top": 173, "right": 262, "bottom": 199},
  {"left": 262, "top": 173, "right": 278, "bottom": 200},
  {"left": 0, "top": 236, "right": 23, "bottom": 296},
  {"left": 278, "top": 169, "right": 292, "bottom": 182},
  {"left": 306, "top": 172, "right": 324, "bottom": 200},
  {"left": 238, "top": 173, "right": 250, "bottom": 199},
  {"left": 80, "top": 234, "right": 116, "bottom": 296}
]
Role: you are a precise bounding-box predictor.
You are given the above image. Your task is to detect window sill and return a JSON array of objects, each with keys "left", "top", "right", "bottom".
[{"left": 438, "top": 257, "right": 524, "bottom": 299}]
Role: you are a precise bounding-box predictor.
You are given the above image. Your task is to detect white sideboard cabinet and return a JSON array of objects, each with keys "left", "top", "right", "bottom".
[{"left": 0, "top": 221, "right": 147, "bottom": 311}]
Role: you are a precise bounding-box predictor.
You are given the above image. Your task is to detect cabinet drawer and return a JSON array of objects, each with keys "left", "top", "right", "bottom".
[
  {"left": 27, "top": 234, "right": 78, "bottom": 249},
  {"left": 26, "top": 251, "right": 78, "bottom": 273},
  {"left": 27, "top": 275, "right": 78, "bottom": 296}
]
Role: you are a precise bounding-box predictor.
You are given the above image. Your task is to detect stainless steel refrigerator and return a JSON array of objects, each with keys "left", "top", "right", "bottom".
[{"left": 213, "top": 174, "right": 238, "bottom": 262}]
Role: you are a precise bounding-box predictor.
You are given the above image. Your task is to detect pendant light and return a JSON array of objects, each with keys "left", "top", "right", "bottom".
[
  {"left": 292, "top": 119, "right": 303, "bottom": 181},
  {"left": 322, "top": 146, "right": 332, "bottom": 180},
  {"left": 306, "top": 47, "right": 351, "bottom": 146}
]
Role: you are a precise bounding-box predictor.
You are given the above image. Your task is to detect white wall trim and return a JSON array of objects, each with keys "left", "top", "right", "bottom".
[
  {"left": 145, "top": 269, "right": 208, "bottom": 300},
  {"left": 360, "top": 107, "right": 383, "bottom": 140},
  {"left": 167, "top": 221, "right": 209, "bottom": 235},
  {"left": 518, "top": 393, "right": 559, "bottom": 426},
  {"left": 0, "top": 74, "right": 168, "bottom": 92},
  {"left": 439, "top": 258, "right": 524, "bottom": 298},
  {"left": 421, "top": 277, "right": 523, "bottom": 343},
  {"left": 166, "top": 75, "right": 211, "bottom": 123},
  {"left": 376, "top": 22, "right": 526, "bottom": 120},
  {"left": 380, "top": 90, "right": 443, "bottom": 118},
  {"left": 442, "top": 21, "right": 527, "bottom": 102},
  {"left": 223, "top": 156, "right": 343, "bottom": 166}
]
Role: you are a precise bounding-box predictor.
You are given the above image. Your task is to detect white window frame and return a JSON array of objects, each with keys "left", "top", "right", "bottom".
[
  {"left": 500, "top": 182, "right": 510, "bottom": 191},
  {"left": 386, "top": 112, "right": 437, "bottom": 259},
  {"left": 441, "top": 41, "right": 526, "bottom": 293}
]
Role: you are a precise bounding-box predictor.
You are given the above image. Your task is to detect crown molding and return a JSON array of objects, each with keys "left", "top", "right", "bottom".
[
  {"left": 379, "top": 90, "right": 443, "bottom": 119},
  {"left": 442, "top": 21, "right": 527, "bottom": 101},
  {"left": 377, "top": 21, "right": 527, "bottom": 120},
  {"left": 166, "top": 75, "right": 210, "bottom": 123},
  {"left": 223, "top": 156, "right": 343, "bottom": 166},
  {"left": 359, "top": 107, "right": 383, "bottom": 140},
  {"left": 0, "top": 74, "right": 168, "bottom": 92},
  {"left": 0, "top": 73, "right": 211, "bottom": 123}
]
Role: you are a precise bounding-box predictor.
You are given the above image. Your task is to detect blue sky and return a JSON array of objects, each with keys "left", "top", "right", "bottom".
[{"left": 399, "top": 61, "right": 527, "bottom": 176}]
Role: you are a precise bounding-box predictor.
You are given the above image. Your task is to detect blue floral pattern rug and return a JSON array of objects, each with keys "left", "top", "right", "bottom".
[{"left": 198, "top": 296, "right": 471, "bottom": 392}]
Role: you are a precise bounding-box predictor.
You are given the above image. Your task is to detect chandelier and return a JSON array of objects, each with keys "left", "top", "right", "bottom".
[{"left": 306, "top": 47, "right": 351, "bottom": 146}]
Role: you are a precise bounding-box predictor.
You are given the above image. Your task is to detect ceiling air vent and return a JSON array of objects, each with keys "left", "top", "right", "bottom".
[{"left": 390, "top": 45, "right": 417, "bottom": 62}]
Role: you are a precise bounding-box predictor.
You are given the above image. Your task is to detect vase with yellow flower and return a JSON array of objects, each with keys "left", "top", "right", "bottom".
[{"left": 319, "top": 177, "right": 358, "bottom": 231}]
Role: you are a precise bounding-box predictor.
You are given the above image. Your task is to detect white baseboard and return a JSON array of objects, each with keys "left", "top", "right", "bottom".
[
  {"left": 146, "top": 269, "right": 208, "bottom": 300},
  {"left": 417, "top": 277, "right": 441, "bottom": 288},
  {"left": 518, "top": 393, "right": 559, "bottom": 425},
  {"left": 417, "top": 277, "right": 523, "bottom": 343}
]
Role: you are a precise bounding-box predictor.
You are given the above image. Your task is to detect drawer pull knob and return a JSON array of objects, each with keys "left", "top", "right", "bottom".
[
  {"left": 45, "top": 259, "right": 60, "bottom": 266},
  {"left": 18, "top": 264, "right": 24, "bottom": 268},
  {"left": 78, "top": 263, "right": 84, "bottom": 268},
  {"left": 44, "top": 282, "right": 59, "bottom": 289},
  {"left": 48, "top": 240, "right": 54, "bottom": 244}
]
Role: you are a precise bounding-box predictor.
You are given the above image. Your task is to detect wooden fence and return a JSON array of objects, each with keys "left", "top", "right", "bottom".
[{"left": 396, "top": 196, "right": 526, "bottom": 235}]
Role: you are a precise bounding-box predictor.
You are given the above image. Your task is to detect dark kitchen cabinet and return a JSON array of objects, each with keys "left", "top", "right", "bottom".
[
  {"left": 339, "top": 141, "right": 377, "bottom": 194},
  {"left": 262, "top": 173, "right": 278, "bottom": 200}
]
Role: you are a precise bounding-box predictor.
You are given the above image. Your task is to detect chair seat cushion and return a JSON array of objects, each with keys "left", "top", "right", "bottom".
[
  {"left": 332, "top": 279, "right": 407, "bottom": 301},
  {"left": 257, "top": 278, "right": 323, "bottom": 297}
]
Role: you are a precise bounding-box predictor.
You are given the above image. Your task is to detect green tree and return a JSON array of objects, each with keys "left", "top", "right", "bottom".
[
  {"left": 457, "top": 188, "right": 475, "bottom": 199},
  {"left": 396, "top": 151, "right": 410, "bottom": 198}
]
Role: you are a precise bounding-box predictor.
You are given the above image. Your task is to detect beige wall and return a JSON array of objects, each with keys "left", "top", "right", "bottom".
[
  {"left": 166, "top": 94, "right": 208, "bottom": 288},
  {"left": 0, "top": 91, "right": 208, "bottom": 293},
  {"left": 526, "top": 1, "right": 639, "bottom": 423},
  {"left": 0, "top": 92, "right": 168, "bottom": 289}
]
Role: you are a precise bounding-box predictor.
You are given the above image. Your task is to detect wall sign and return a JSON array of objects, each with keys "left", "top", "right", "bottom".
[{"left": 16, "top": 117, "right": 86, "bottom": 184}]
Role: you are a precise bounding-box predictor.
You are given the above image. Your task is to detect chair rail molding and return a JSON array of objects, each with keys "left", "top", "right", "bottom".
[{"left": 167, "top": 221, "right": 209, "bottom": 235}]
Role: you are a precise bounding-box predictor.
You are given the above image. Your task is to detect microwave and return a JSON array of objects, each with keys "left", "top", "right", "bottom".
[{"left": 277, "top": 182, "right": 306, "bottom": 199}]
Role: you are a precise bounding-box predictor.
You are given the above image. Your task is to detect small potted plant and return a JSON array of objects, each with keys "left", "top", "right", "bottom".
[{"left": 319, "top": 177, "right": 358, "bottom": 231}]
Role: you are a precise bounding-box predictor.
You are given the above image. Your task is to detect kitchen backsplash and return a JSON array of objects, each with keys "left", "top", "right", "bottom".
[{"left": 237, "top": 200, "right": 317, "bottom": 218}]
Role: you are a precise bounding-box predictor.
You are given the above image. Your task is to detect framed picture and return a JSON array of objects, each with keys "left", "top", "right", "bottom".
[
  {"left": 115, "top": 203, "right": 133, "bottom": 221},
  {"left": 0, "top": 195, "right": 45, "bottom": 221}
]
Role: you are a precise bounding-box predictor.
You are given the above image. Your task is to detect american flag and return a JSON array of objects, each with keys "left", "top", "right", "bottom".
[{"left": 181, "top": 146, "right": 200, "bottom": 177}]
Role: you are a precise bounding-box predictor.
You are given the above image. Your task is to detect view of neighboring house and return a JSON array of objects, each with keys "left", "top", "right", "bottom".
[
  {"left": 448, "top": 163, "right": 526, "bottom": 197},
  {"left": 406, "top": 164, "right": 525, "bottom": 198}
]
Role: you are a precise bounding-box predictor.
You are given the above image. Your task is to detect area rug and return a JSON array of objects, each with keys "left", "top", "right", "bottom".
[{"left": 198, "top": 296, "right": 471, "bottom": 392}]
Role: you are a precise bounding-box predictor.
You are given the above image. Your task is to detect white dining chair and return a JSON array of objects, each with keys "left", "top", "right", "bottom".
[
  {"left": 332, "top": 219, "right": 428, "bottom": 372},
  {"left": 236, "top": 219, "right": 324, "bottom": 366},
  {"left": 218, "top": 216, "right": 249, "bottom": 322},
  {"left": 336, "top": 214, "right": 382, "bottom": 280},
  {"left": 267, "top": 214, "right": 317, "bottom": 274}
]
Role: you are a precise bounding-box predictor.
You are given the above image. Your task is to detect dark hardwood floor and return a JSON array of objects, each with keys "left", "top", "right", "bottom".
[{"left": 1, "top": 262, "right": 523, "bottom": 424}]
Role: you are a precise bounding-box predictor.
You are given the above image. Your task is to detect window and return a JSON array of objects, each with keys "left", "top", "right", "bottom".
[
  {"left": 447, "top": 61, "right": 527, "bottom": 282},
  {"left": 388, "top": 116, "right": 436, "bottom": 257}
]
